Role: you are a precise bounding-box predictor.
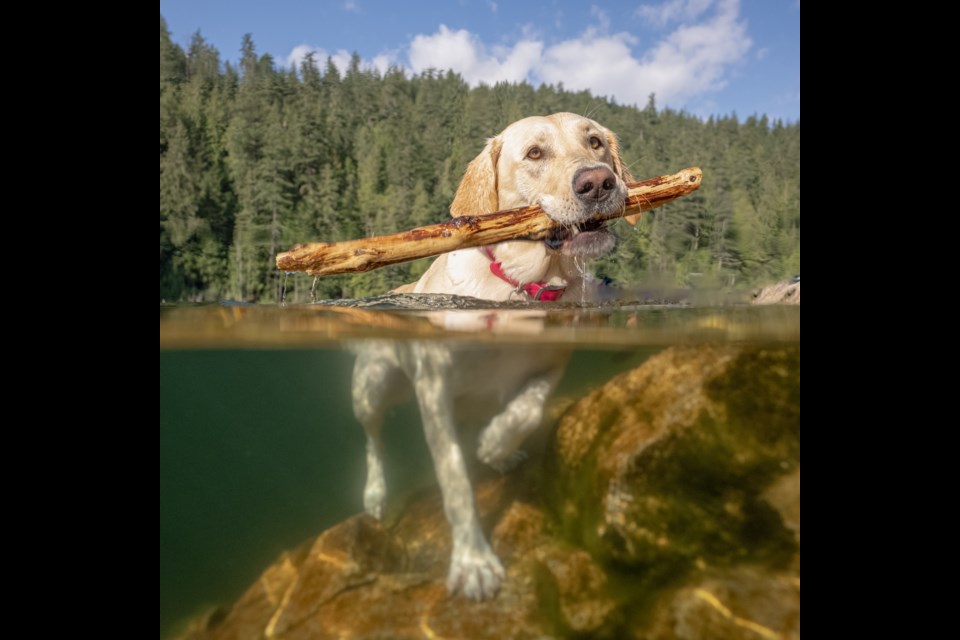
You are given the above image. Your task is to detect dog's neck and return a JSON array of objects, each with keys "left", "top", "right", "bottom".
[
  {"left": 482, "top": 241, "right": 592, "bottom": 299},
  {"left": 484, "top": 241, "right": 554, "bottom": 287},
  {"left": 483, "top": 244, "right": 565, "bottom": 301}
]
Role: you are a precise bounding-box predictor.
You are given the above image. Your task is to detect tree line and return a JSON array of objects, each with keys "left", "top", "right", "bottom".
[{"left": 160, "top": 16, "right": 800, "bottom": 303}]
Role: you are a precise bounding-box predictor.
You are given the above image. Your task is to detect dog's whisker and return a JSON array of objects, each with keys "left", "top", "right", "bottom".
[{"left": 581, "top": 101, "right": 602, "bottom": 121}]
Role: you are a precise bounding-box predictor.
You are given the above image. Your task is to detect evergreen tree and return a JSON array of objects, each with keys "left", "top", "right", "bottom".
[{"left": 159, "top": 17, "right": 800, "bottom": 301}]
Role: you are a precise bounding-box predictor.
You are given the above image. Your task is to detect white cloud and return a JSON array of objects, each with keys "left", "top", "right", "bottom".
[
  {"left": 590, "top": 5, "right": 611, "bottom": 32},
  {"left": 538, "top": 32, "right": 639, "bottom": 97},
  {"left": 486, "top": 1, "right": 497, "bottom": 13},
  {"left": 371, "top": 51, "right": 402, "bottom": 75},
  {"left": 538, "top": 0, "right": 749, "bottom": 105},
  {"left": 519, "top": 23, "right": 540, "bottom": 40},
  {"left": 408, "top": 25, "right": 542, "bottom": 85},
  {"left": 286, "top": 46, "right": 358, "bottom": 76},
  {"left": 287, "top": 44, "right": 316, "bottom": 69},
  {"left": 286, "top": 0, "right": 750, "bottom": 109},
  {"left": 635, "top": 0, "right": 715, "bottom": 27},
  {"left": 756, "top": 47, "right": 769, "bottom": 60},
  {"left": 343, "top": 1, "right": 359, "bottom": 13}
]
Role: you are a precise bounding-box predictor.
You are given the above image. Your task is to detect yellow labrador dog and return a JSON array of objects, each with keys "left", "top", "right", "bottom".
[
  {"left": 405, "top": 112, "right": 632, "bottom": 300},
  {"left": 352, "top": 113, "right": 631, "bottom": 600}
]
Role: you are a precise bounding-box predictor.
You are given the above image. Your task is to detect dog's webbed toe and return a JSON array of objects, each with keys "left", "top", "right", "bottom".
[{"left": 447, "top": 543, "right": 506, "bottom": 600}]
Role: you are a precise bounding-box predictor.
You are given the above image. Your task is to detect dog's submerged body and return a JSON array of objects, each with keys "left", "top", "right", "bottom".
[{"left": 351, "top": 113, "right": 631, "bottom": 599}]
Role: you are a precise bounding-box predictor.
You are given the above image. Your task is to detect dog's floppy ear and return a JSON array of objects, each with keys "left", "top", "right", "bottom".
[
  {"left": 450, "top": 137, "right": 501, "bottom": 217},
  {"left": 605, "top": 130, "right": 641, "bottom": 225}
]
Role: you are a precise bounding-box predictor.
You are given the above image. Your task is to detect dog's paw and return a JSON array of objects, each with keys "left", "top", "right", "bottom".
[
  {"left": 477, "top": 428, "right": 523, "bottom": 469},
  {"left": 363, "top": 479, "right": 386, "bottom": 521},
  {"left": 446, "top": 543, "right": 505, "bottom": 601},
  {"left": 364, "top": 500, "right": 383, "bottom": 521},
  {"left": 484, "top": 449, "right": 527, "bottom": 473}
]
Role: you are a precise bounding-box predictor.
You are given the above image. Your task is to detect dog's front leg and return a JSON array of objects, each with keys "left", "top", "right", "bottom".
[
  {"left": 408, "top": 342, "right": 505, "bottom": 600},
  {"left": 477, "top": 367, "right": 564, "bottom": 471},
  {"left": 352, "top": 343, "right": 399, "bottom": 521}
]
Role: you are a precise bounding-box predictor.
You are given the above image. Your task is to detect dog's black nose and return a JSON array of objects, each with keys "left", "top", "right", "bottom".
[{"left": 573, "top": 166, "right": 617, "bottom": 202}]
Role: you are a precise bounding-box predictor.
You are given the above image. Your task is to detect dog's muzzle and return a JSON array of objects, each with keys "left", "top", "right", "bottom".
[{"left": 545, "top": 219, "right": 616, "bottom": 258}]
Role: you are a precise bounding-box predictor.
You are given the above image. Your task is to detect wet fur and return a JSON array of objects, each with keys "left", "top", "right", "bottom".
[
  {"left": 352, "top": 113, "right": 630, "bottom": 599},
  {"left": 410, "top": 112, "right": 632, "bottom": 299}
]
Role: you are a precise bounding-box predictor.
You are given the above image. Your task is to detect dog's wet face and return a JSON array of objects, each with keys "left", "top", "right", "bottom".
[{"left": 495, "top": 113, "right": 629, "bottom": 258}]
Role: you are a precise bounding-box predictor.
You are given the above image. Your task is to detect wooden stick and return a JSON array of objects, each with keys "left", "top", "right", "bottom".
[{"left": 277, "top": 167, "right": 702, "bottom": 276}]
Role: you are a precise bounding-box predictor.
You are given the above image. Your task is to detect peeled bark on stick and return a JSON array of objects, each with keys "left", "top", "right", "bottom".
[{"left": 277, "top": 166, "right": 702, "bottom": 277}]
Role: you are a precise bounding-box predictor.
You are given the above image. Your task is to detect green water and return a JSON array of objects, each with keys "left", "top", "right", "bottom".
[{"left": 159, "top": 301, "right": 799, "bottom": 637}]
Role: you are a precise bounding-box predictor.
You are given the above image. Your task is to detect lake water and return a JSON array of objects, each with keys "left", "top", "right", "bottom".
[{"left": 159, "top": 299, "right": 800, "bottom": 638}]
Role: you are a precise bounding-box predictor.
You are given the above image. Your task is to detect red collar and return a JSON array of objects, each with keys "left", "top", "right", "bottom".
[{"left": 482, "top": 246, "right": 565, "bottom": 301}]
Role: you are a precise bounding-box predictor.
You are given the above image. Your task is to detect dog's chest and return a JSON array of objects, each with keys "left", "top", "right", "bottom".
[{"left": 446, "top": 347, "right": 567, "bottom": 399}]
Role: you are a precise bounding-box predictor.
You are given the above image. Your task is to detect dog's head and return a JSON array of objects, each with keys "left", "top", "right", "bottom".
[{"left": 450, "top": 113, "right": 632, "bottom": 258}]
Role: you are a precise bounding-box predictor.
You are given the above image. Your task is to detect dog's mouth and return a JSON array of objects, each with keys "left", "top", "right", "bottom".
[{"left": 545, "top": 219, "right": 616, "bottom": 258}]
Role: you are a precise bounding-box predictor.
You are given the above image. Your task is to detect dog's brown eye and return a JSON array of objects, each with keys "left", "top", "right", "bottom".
[
  {"left": 590, "top": 136, "right": 603, "bottom": 150},
  {"left": 527, "top": 147, "right": 543, "bottom": 160}
]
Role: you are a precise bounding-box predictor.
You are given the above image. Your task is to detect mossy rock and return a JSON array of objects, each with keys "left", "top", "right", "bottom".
[{"left": 550, "top": 345, "right": 800, "bottom": 574}]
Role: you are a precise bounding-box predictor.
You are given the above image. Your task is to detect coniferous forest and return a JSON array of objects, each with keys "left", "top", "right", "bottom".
[{"left": 160, "top": 16, "right": 800, "bottom": 303}]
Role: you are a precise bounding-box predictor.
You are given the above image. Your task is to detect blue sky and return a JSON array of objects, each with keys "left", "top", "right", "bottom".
[{"left": 160, "top": 0, "right": 800, "bottom": 122}]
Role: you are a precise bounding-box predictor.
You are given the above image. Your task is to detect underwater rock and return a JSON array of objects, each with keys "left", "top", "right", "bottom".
[
  {"left": 763, "top": 467, "right": 801, "bottom": 544},
  {"left": 551, "top": 346, "right": 800, "bottom": 572},
  {"left": 176, "top": 479, "right": 614, "bottom": 640},
  {"left": 638, "top": 567, "right": 800, "bottom": 640},
  {"left": 176, "top": 345, "right": 800, "bottom": 640},
  {"left": 176, "top": 474, "right": 619, "bottom": 639}
]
